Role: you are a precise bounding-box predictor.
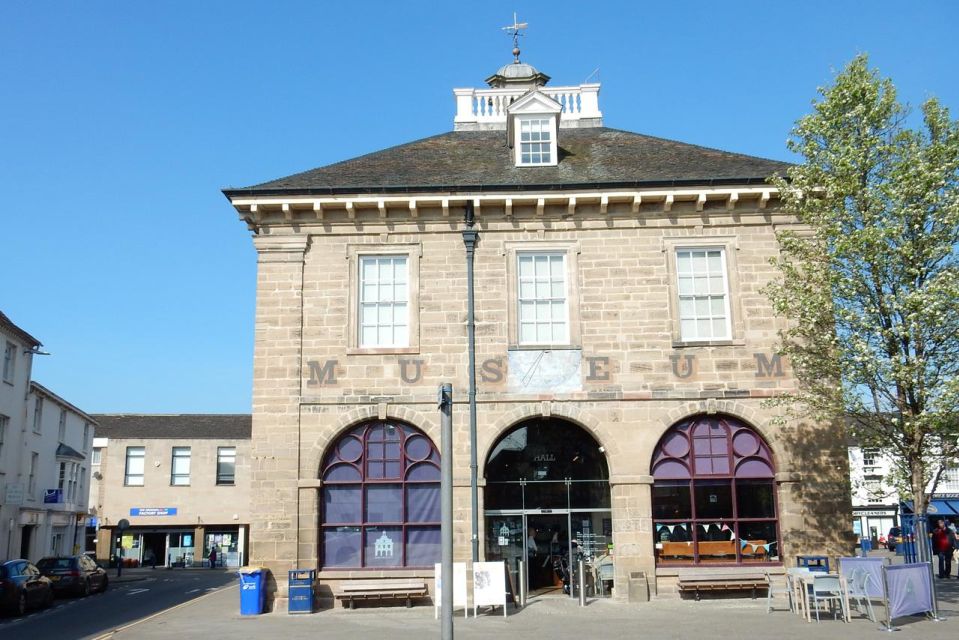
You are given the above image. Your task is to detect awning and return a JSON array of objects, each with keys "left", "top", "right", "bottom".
[{"left": 899, "top": 499, "right": 959, "bottom": 516}]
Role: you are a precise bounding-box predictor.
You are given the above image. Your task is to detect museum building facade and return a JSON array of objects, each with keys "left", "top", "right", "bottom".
[{"left": 224, "top": 52, "right": 852, "bottom": 608}]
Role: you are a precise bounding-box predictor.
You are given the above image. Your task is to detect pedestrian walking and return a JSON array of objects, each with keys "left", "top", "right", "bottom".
[
  {"left": 209, "top": 546, "right": 218, "bottom": 570},
  {"left": 931, "top": 519, "right": 954, "bottom": 578}
]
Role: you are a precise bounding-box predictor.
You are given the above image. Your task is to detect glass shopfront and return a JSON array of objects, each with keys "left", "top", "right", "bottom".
[{"left": 484, "top": 418, "right": 611, "bottom": 598}]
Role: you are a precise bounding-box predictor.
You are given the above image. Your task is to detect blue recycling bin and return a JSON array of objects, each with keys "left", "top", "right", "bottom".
[
  {"left": 239, "top": 568, "right": 266, "bottom": 615},
  {"left": 859, "top": 537, "right": 872, "bottom": 556},
  {"left": 796, "top": 555, "right": 829, "bottom": 573},
  {"left": 288, "top": 569, "right": 315, "bottom": 614}
]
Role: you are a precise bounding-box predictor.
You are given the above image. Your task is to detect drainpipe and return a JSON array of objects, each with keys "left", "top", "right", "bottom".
[{"left": 462, "top": 201, "right": 480, "bottom": 562}]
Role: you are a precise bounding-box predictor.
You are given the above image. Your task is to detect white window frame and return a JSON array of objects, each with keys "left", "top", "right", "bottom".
[
  {"left": 505, "top": 241, "right": 581, "bottom": 349},
  {"left": 58, "top": 408, "right": 67, "bottom": 443},
  {"left": 674, "top": 247, "right": 733, "bottom": 342},
  {"left": 216, "top": 446, "right": 236, "bottom": 485},
  {"left": 358, "top": 255, "right": 410, "bottom": 348},
  {"left": 515, "top": 116, "right": 557, "bottom": 166},
  {"left": 346, "top": 243, "right": 421, "bottom": 355},
  {"left": 2, "top": 341, "right": 15, "bottom": 383},
  {"left": 92, "top": 447, "right": 102, "bottom": 465},
  {"left": 0, "top": 414, "right": 7, "bottom": 458},
  {"left": 171, "top": 446, "right": 191, "bottom": 486},
  {"left": 32, "top": 396, "right": 42, "bottom": 433},
  {"left": 516, "top": 252, "right": 570, "bottom": 346},
  {"left": 29, "top": 452, "right": 38, "bottom": 496},
  {"left": 124, "top": 446, "right": 145, "bottom": 486}
]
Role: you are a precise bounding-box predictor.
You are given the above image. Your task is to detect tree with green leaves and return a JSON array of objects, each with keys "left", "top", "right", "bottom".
[{"left": 767, "top": 55, "right": 959, "bottom": 518}]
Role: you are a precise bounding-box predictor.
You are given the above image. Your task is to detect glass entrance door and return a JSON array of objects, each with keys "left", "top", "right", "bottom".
[
  {"left": 484, "top": 514, "right": 524, "bottom": 599},
  {"left": 526, "top": 512, "right": 571, "bottom": 596}
]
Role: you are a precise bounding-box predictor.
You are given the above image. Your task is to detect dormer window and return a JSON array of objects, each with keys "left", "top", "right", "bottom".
[
  {"left": 507, "top": 91, "right": 561, "bottom": 168},
  {"left": 518, "top": 117, "right": 554, "bottom": 165}
]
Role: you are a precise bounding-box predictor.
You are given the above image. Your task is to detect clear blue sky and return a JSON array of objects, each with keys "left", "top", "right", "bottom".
[{"left": 2, "top": 1, "right": 957, "bottom": 414}]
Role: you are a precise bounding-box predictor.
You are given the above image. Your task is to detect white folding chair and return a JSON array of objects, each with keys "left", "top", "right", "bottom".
[
  {"left": 786, "top": 567, "right": 812, "bottom": 618},
  {"left": 809, "top": 574, "right": 847, "bottom": 622},
  {"left": 765, "top": 570, "right": 793, "bottom": 613},
  {"left": 845, "top": 571, "right": 877, "bottom": 623}
]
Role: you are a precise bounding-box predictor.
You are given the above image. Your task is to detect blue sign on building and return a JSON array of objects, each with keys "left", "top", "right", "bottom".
[
  {"left": 130, "top": 507, "right": 178, "bottom": 516},
  {"left": 43, "top": 489, "right": 63, "bottom": 504}
]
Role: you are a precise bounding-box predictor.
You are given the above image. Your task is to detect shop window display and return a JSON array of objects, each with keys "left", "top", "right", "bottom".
[
  {"left": 652, "top": 414, "right": 780, "bottom": 565},
  {"left": 320, "top": 420, "right": 440, "bottom": 568}
]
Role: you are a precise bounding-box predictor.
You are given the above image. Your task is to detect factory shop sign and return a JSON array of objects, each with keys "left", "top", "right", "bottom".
[{"left": 130, "top": 507, "right": 178, "bottom": 516}]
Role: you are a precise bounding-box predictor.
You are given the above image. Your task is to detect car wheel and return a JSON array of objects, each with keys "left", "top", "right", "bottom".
[
  {"left": 80, "top": 579, "right": 90, "bottom": 597},
  {"left": 43, "top": 589, "right": 54, "bottom": 608},
  {"left": 100, "top": 576, "right": 109, "bottom": 593},
  {"left": 16, "top": 592, "right": 27, "bottom": 616}
]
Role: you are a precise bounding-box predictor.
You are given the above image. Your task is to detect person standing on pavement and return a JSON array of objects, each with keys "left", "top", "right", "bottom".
[
  {"left": 208, "top": 546, "right": 217, "bottom": 570},
  {"left": 931, "top": 519, "right": 954, "bottom": 578}
]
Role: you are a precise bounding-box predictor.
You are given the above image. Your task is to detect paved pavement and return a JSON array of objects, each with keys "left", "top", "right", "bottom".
[{"left": 97, "top": 555, "right": 959, "bottom": 640}]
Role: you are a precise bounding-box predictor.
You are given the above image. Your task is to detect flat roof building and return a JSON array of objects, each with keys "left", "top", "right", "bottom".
[{"left": 89, "top": 414, "right": 251, "bottom": 569}]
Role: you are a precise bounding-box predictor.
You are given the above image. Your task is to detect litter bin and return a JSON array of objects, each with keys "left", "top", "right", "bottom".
[
  {"left": 288, "top": 569, "right": 315, "bottom": 614},
  {"left": 239, "top": 567, "right": 266, "bottom": 615},
  {"left": 628, "top": 571, "right": 649, "bottom": 602},
  {"left": 859, "top": 537, "right": 872, "bottom": 557}
]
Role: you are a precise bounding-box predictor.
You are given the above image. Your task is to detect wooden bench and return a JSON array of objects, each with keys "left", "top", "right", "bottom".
[
  {"left": 661, "top": 540, "right": 768, "bottom": 560},
  {"left": 334, "top": 579, "right": 428, "bottom": 609},
  {"left": 677, "top": 573, "right": 768, "bottom": 601}
]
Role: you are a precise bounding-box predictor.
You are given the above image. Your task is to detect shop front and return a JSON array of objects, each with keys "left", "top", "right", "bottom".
[{"left": 100, "top": 525, "right": 247, "bottom": 568}]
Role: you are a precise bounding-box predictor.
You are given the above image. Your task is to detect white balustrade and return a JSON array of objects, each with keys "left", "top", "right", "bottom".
[{"left": 453, "top": 83, "right": 602, "bottom": 126}]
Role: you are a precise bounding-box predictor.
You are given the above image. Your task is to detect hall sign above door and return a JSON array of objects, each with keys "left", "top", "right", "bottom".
[{"left": 306, "top": 352, "right": 786, "bottom": 390}]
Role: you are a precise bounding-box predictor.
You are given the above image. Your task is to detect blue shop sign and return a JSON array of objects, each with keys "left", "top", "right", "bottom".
[
  {"left": 43, "top": 489, "right": 63, "bottom": 504},
  {"left": 130, "top": 507, "right": 178, "bottom": 516}
]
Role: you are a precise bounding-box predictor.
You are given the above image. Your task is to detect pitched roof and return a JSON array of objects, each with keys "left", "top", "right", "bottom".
[
  {"left": 223, "top": 127, "right": 790, "bottom": 197},
  {"left": 91, "top": 414, "right": 251, "bottom": 440},
  {"left": 0, "top": 310, "right": 41, "bottom": 347}
]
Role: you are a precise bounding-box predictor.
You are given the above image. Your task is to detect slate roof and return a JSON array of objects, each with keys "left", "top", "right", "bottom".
[
  {"left": 91, "top": 414, "right": 251, "bottom": 440},
  {"left": 0, "top": 310, "right": 41, "bottom": 347},
  {"left": 223, "top": 127, "right": 791, "bottom": 197}
]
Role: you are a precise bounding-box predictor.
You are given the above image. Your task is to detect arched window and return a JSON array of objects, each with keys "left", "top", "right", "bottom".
[
  {"left": 320, "top": 420, "right": 440, "bottom": 568},
  {"left": 651, "top": 414, "right": 779, "bottom": 565}
]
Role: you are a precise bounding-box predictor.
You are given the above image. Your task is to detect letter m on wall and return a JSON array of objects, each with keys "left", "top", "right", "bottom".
[
  {"left": 307, "top": 360, "right": 338, "bottom": 385},
  {"left": 754, "top": 353, "right": 784, "bottom": 378}
]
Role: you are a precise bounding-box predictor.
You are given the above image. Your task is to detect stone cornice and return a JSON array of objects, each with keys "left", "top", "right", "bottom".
[{"left": 231, "top": 186, "right": 782, "bottom": 231}]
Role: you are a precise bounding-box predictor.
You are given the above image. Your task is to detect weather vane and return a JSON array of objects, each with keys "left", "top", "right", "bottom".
[{"left": 501, "top": 12, "right": 528, "bottom": 63}]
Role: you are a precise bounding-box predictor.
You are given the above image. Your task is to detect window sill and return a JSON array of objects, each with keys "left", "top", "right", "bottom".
[
  {"left": 216, "top": 482, "right": 236, "bottom": 487},
  {"left": 507, "top": 345, "right": 582, "bottom": 352},
  {"left": 2, "top": 379, "right": 13, "bottom": 386},
  {"left": 671, "top": 339, "right": 745, "bottom": 349},
  {"left": 346, "top": 346, "right": 420, "bottom": 356}
]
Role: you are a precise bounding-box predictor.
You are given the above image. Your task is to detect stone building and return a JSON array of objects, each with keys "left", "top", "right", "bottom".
[
  {"left": 223, "top": 48, "right": 852, "bottom": 608},
  {"left": 89, "top": 414, "right": 251, "bottom": 568}
]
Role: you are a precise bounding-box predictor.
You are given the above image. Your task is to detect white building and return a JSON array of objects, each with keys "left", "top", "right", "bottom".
[
  {"left": 847, "top": 443, "right": 900, "bottom": 544},
  {"left": 0, "top": 311, "right": 95, "bottom": 562}
]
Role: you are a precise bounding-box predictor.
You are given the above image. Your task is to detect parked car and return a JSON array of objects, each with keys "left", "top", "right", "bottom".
[
  {"left": 36, "top": 555, "right": 108, "bottom": 597},
  {"left": 888, "top": 526, "right": 902, "bottom": 551},
  {"left": 0, "top": 560, "right": 54, "bottom": 616}
]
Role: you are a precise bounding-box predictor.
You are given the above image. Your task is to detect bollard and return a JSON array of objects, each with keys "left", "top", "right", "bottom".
[
  {"left": 518, "top": 560, "right": 527, "bottom": 606},
  {"left": 578, "top": 559, "right": 587, "bottom": 606}
]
